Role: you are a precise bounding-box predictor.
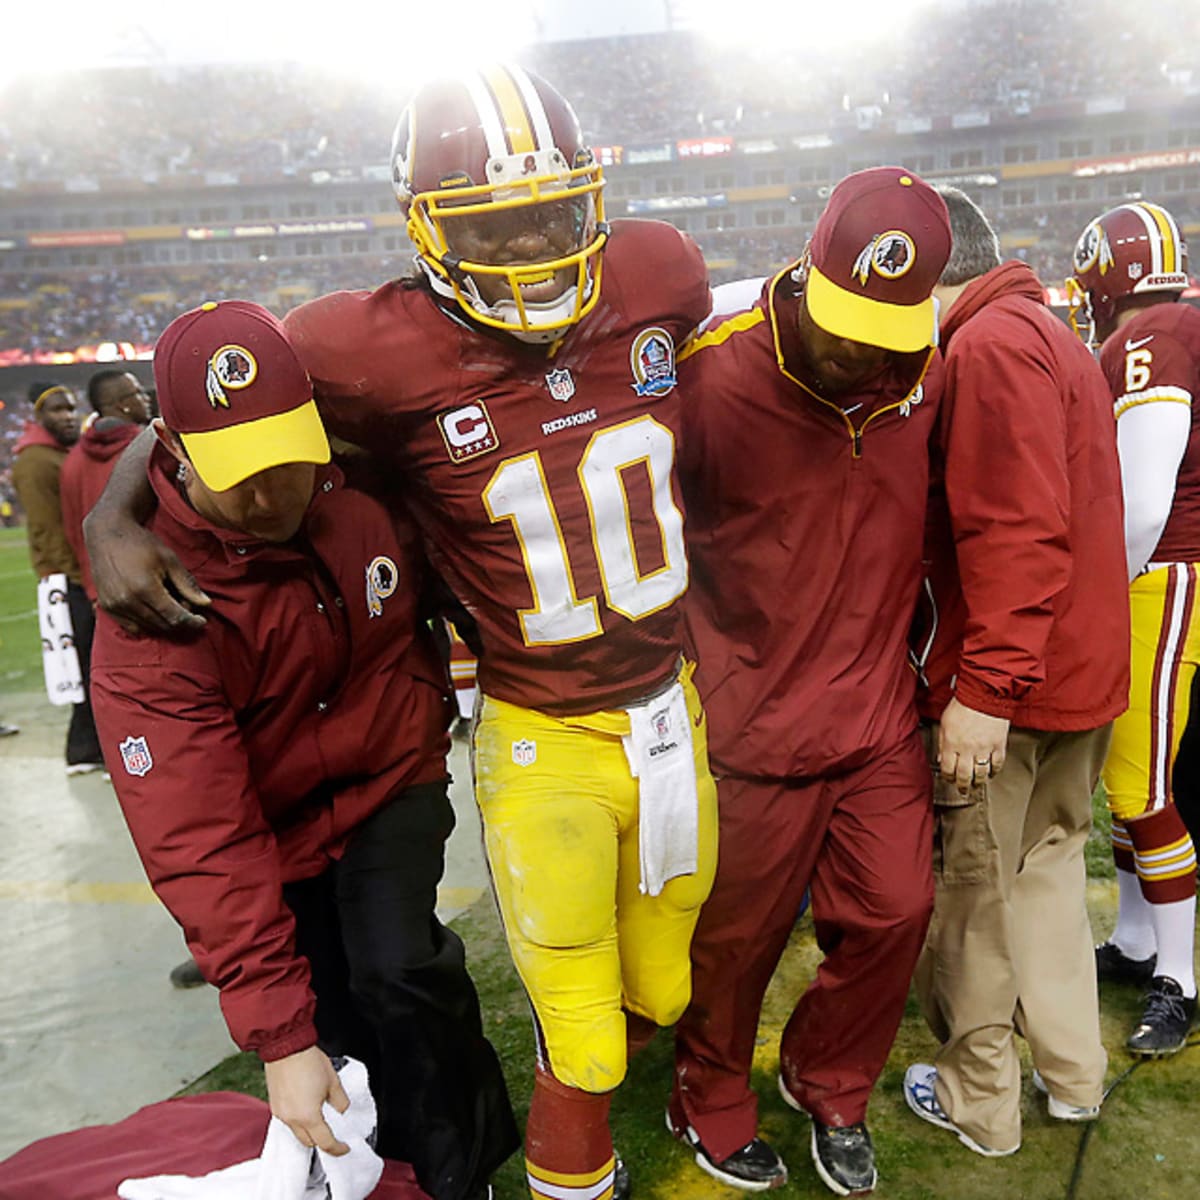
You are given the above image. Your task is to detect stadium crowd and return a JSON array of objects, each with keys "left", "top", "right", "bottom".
[{"left": 0, "top": 0, "right": 1197, "bottom": 189}]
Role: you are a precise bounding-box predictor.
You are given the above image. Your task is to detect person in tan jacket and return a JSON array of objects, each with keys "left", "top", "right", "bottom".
[{"left": 11, "top": 381, "right": 104, "bottom": 773}]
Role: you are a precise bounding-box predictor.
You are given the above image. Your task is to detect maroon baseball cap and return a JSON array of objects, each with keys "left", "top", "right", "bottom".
[
  {"left": 153, "top": 300, "right": 329, "bottom": 491},
  {"left": 806, "top": 167, "right": 951, "bottom": 353}
]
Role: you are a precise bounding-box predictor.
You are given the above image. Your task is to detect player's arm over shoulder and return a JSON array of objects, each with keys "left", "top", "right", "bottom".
[
  {"left": 608, "top": 218, "right": 711, "bottom": 333},
  {"left": 284, "top": 287, "right": 385, "bottom": 399}
]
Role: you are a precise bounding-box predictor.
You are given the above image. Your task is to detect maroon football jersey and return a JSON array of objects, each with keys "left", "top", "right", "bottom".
[
  {"left": 1101, "top": 303, "right": 1200, "bottom": 561},
  {"left": 286, "top": 220, "right": 710, "bottom": 715}
]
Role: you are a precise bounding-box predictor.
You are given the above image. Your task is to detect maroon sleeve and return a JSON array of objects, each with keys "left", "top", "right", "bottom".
[
  {"left": 942, "top": 332, "right": 1072, "bottom": 717},
  {"left": 90, "top": 636, "right": 318, "bottom": 1061}
]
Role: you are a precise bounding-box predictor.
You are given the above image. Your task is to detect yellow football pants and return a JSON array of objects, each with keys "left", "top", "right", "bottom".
[
  {"left": 1104, "top": 564, "right": 1200, "bottom": 821},
  {"left": 473, "top": 666, "right": 718, "bottom": 1094}
]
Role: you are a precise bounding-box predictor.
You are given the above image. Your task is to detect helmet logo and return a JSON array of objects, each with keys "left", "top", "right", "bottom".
[
  {"left": 205, "top": 344, "right": 257, "bottom": 409},
  {"left": 852, "top": 231, "right": 916, "bottom": 286},
  {"left": 522, "top": 154, "right": 538, "bottom": 175},
  {"left": 1128, "top": 261, "right": 1144, "bottom": 281},
  {"left": 1073, "top": 221, "right": 1114, "bottom": 276}
]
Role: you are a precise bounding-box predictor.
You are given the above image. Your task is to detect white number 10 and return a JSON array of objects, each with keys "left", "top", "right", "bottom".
[{"left": 482, "top": 416, "right": 688, "bottom": 645}]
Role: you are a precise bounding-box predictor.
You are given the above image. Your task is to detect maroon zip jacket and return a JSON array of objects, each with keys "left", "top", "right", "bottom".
[
  {"left": 90, "top": 447, "right": 453, "bottom": 1060},
  {"left": 679, "top": 267, "right": 943, "bottom": 779},
  {"left": 916, "top": 260, "right": 1129, "bottom": 728},
  {"left": 60, "top": 417, "right": 142, "bottom": 602}
]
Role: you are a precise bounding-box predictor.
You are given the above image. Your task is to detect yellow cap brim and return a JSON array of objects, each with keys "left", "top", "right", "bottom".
[
  {"left": 180, "top": 400, "right": 331, "bottom": 492},
  {"left": 806, "top": 263, "right": 937, "bottom": 353}
]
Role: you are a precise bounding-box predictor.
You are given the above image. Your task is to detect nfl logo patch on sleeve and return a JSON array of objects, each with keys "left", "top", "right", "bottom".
[{"left": 119, "top": 735, "right": 154, "bottom": 777}]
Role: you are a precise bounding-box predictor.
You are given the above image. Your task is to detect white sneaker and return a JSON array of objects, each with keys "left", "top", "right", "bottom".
[
  {"left": 65, "top": 761, "right": 105, "bottom": 776},
  {"left": 902, "top": 1063, "right": 1020, "bottom": 1157},
  {"left": 1031, "top": 1070, "right": 1100, "bottom": 1122}
]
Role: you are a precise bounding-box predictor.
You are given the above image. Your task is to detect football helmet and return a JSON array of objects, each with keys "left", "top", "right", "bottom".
[
  {"left": 391, "top": 65, "right": 608, "bottom": 343},
  {"left": 1066, "top": 201, "right": 1188, "bottom": 345}
]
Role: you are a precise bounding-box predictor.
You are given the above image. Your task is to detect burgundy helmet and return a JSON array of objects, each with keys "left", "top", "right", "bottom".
[
  {"left": 390, "top": 65, "right": 608, "bottom": 342},
  {"left": 1067, "top": 201, "right": 1188, "bottom": 344}
]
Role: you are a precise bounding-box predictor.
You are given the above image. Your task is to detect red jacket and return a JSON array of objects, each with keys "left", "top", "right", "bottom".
[
  {"left": 60, "top": 417, "right": 143, "bottom": 602},
  {"left": 90, "top": 448, "right": 453, "bottom": 1060},
  {"left": 916, "top": 261, "right": 1129, "bottom": 729},
  {"left": 680, "top": 268, "right": 943, "bottom": 778}
]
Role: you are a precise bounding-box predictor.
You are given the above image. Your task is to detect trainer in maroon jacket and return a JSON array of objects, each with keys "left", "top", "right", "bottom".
[
  {"left": 668, "top": 167, "right": 951, "bottom": 1198},
  {"left": 90, "top": 301, "right": 517, "bottom": 1199},
  {"left": 61, "top": 370, "right": 153, "bottom": 602}
]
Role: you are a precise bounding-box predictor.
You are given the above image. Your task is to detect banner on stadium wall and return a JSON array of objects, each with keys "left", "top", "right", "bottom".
[
  {"left": 627, "top": 193, "right": 727, "bottom": 214},
  {"left": 676, "top": 137, "right": 734, "bottom": 159},
  {"left": 26, "top": 230, "right": 126, "bottom": 248},
  {"left": 592, "top": 145, "right": 624, "bottom": 167},
  {"left": 1073, "top": 147, "right": 1200, "bottom": 177},
  {"left": 739, "top": 139, "right": 780, "bottom": 156},
  {"left": 625, "top": 142, "right": 675, "bottom": 165},
  {"left": 185, "top": 219, "right": 373, "bottom": 241},
  {"left": 0, "top": 341, "right": 152, "bottom": 367}
]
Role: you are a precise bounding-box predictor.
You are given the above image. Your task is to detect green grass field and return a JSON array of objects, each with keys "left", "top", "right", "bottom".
[
  {"left": 0, "top": 525, "right": 41, "bottom": 696},
  {"left": 2, "top": 522, "right": 1195, "bottom": 1199}
]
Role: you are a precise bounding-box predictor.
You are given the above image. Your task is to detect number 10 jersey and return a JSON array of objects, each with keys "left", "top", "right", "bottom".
[{"left": 285, "top": 219, "right": 711, "bottom": 716}]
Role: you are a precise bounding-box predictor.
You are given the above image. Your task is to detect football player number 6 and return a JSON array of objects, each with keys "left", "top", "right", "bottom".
[{"left": 483, "top": 416, "right": 687, "bottom": 645}]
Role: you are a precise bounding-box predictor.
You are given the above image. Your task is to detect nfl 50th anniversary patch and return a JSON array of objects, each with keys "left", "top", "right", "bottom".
[{"left": 119, "top": 735, "right": 154, "bottom": 777}]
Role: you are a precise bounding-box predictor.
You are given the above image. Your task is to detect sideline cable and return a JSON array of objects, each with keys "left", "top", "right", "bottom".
[{"left": 1064, "top": 1033, "right": 1200, "bottom": 1200}]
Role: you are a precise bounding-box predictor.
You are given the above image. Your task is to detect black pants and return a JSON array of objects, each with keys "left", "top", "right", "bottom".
[
  {"left": 66, "top": 581, "right": 102, "bottom": 767},
  {"left": 283, "top": 781, "right": 518, "bottom": 1200}
]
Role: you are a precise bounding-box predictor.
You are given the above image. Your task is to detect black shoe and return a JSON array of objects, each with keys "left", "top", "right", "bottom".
[
  {"left": 810, "top": 1121, "right": 877, "bottom": 1197},
  {"left": 613, "top": 1156, "right": 630, "bottom": 1200},
  {"left": 1095, "top": 940, "right": 1156, "bottom": 986},
  {"left": 1127, "top": 975, "right": 1198, "bottom": 1057},
  {"left": 169, "top": 957, "right": 207, "bottom": 989},
  {"left": 0, "top": 721, "right": 19, "bottom": 737},
  {"left": 666, "top": 1111, "right": 786, "bottom": 1191}
]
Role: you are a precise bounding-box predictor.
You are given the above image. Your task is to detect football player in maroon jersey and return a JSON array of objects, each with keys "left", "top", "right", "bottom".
[
  {"left": 86, "top": 66, "right": 718, "bottom": 1200},
  {"left": 1068, "top": 201, "right": 1199, "bottom": 1056}
]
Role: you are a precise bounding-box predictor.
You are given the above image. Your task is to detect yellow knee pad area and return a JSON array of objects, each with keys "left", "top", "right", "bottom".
[{"left": 541, "top": 1005, "right": 629, "bottom": 1094}]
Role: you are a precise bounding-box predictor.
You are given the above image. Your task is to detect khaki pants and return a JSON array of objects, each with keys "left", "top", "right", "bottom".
[{"left": 913, "top": 724, "right": 1110, "bottom": 1150}]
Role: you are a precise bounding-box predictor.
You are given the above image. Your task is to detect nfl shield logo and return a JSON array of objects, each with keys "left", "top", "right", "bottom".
[
  {"left": 652, "top": 708, "right": 671, "bottom": 738},
  {"left": 512, "top": 738, "right": 537, "bottom": 767},
  {"left": 119, "top": 735, "right": 153, "bottom": 777},
  {"left": 545, "top": 368, "right": 575, "bottom": 403}
]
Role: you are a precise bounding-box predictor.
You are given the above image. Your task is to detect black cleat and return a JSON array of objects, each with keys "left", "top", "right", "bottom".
[
  {"left": 1127, "top": 975, "right": 1198, "bottom": 1057},
  {"left": 1095, "top": 940, "right": 1157, "bottom": 986},
  {"left": 613, "top": 1155, "right": 630, "bottom": 1200},
  {"left": 810, "top": 1121, "right": 877, "bottom": 1196},
  {"left": 169, "top": 957, "right": 207, "bottom": 989},
  {"left": 666, "top": 1111, "right": 787, "bottom": 1191}
]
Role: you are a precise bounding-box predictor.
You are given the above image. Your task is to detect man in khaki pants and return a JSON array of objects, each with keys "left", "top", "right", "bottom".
[{"left": 903, "top": 188, "right": 1130, "bottom": 1156}]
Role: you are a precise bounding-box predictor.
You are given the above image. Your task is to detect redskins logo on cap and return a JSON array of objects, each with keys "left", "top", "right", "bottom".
[
  {"left": 851, "top": 231, "right": 917, "bottom": 287},
  {"left": 205, "top": 344, "right": 258, "bottom": 409}
]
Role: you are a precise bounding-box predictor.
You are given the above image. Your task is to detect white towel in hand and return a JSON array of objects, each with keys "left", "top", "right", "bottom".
[
  {"left": 118, "top": 1057, "right": 383, "bottom": 1200},
  {"left": 623, "top": 680, "right": 699, "bottom": 896}
]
